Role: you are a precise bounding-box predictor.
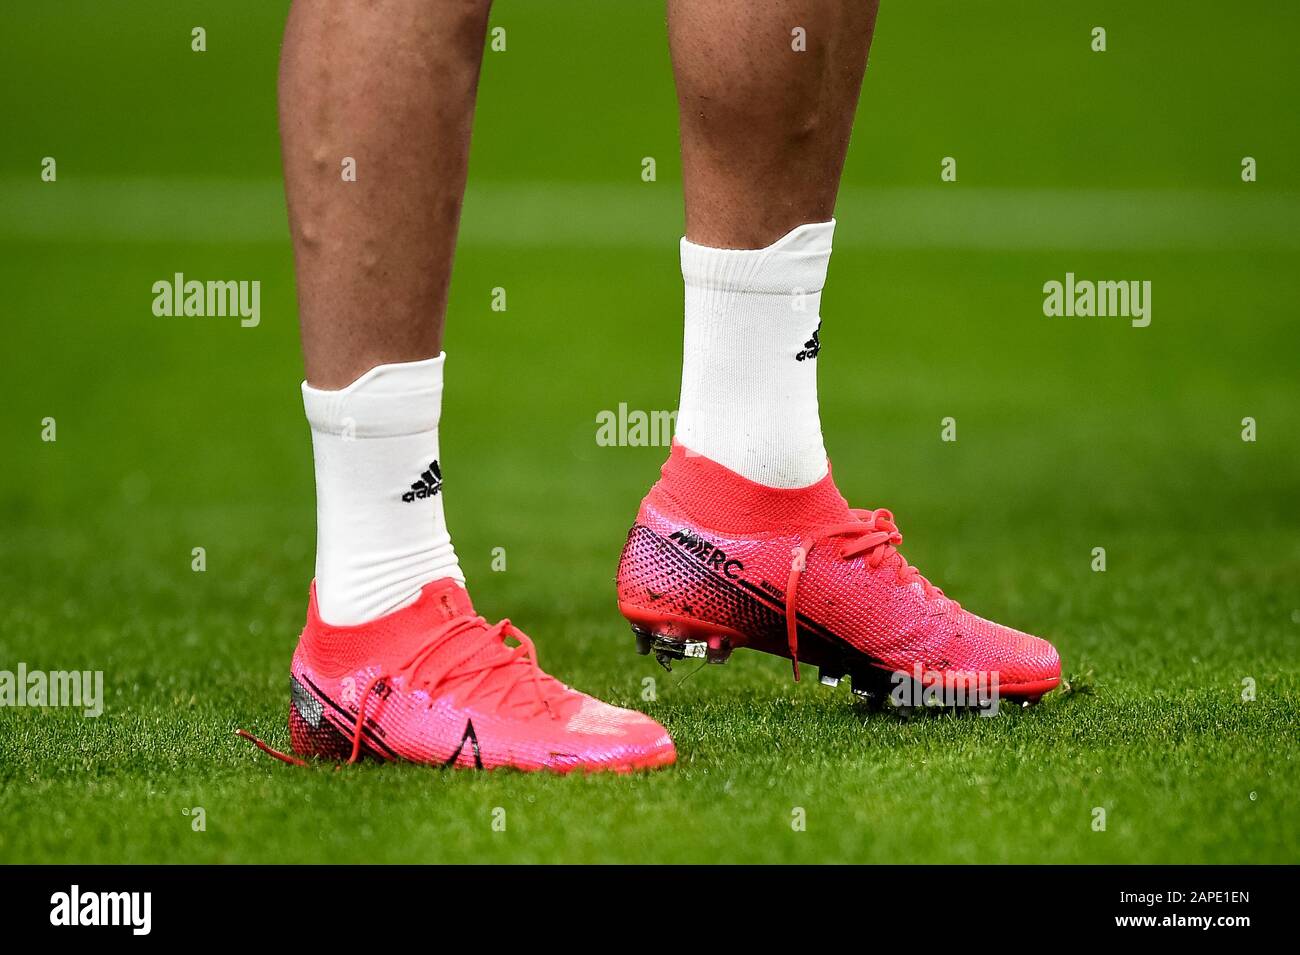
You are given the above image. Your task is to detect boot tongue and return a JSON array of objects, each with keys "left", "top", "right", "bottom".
[
  {"left": 405, "top": 579, "right": 504, "bottom": 686},
  {"left": 418, "top": 577, "right": 476, "bottom": 622},
  {"left": 412, "top": 579, "right": 575, "bottom": 715}
]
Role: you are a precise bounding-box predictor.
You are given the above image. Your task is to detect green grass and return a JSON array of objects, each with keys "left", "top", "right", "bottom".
[{"left": 1, "top": 1, "right": 1297, "bottom": 864}]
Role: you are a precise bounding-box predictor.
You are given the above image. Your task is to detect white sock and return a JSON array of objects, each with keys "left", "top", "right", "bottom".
[
  {"left": 675, "top": 219, "right": 834, "bottom": 488},
  {"left": 302, "top": 354, "right": 464, "bottom": 626}
]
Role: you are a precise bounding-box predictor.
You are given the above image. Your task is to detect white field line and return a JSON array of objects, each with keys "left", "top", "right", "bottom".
[{"left": 1, "top": 178, "right": 1296, "bottom": 250}]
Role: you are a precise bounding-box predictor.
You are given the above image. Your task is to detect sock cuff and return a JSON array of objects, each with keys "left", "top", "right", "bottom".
[
  {"left": 680, "top": 219, "right": 835, "bottom": 295},
  {"left": 302, "top": 354, "right": 445, "bottom": 438}
]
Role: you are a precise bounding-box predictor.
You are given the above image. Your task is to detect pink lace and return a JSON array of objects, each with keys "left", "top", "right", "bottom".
[
  {"left": 784, "top": 508, "right": 945, "bottom": 681},
  {"left": 238, "top": 613, "right": 566, "bottom": 766},
  {"left": 343, "top": 614, "right": 563, "bottom": 762}
]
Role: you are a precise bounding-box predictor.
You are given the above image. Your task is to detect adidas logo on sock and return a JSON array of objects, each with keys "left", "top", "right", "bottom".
[
  {"left": 401, "top": 460, "right": 443, "bottom": 502},
  {"left": 796, "top": 325, "right": 821, "bottom": 361}
]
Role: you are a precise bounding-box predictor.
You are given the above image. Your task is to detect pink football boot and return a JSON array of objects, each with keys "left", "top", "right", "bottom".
[
  {"left": 616, "top": 444, "right": 1060, "bottom": 705},
  {"left": 277, "top": 578, "right": 675, "bottom": 772}
]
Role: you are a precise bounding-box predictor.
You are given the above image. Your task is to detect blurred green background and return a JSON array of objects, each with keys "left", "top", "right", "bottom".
[{"left": 0, "top": 1, "right": 1296, "bottom": 863}]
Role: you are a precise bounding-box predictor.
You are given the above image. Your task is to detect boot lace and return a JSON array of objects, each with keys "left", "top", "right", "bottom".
[{"left": 784, "top": 508, "right": 949, "bottom": 682}]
